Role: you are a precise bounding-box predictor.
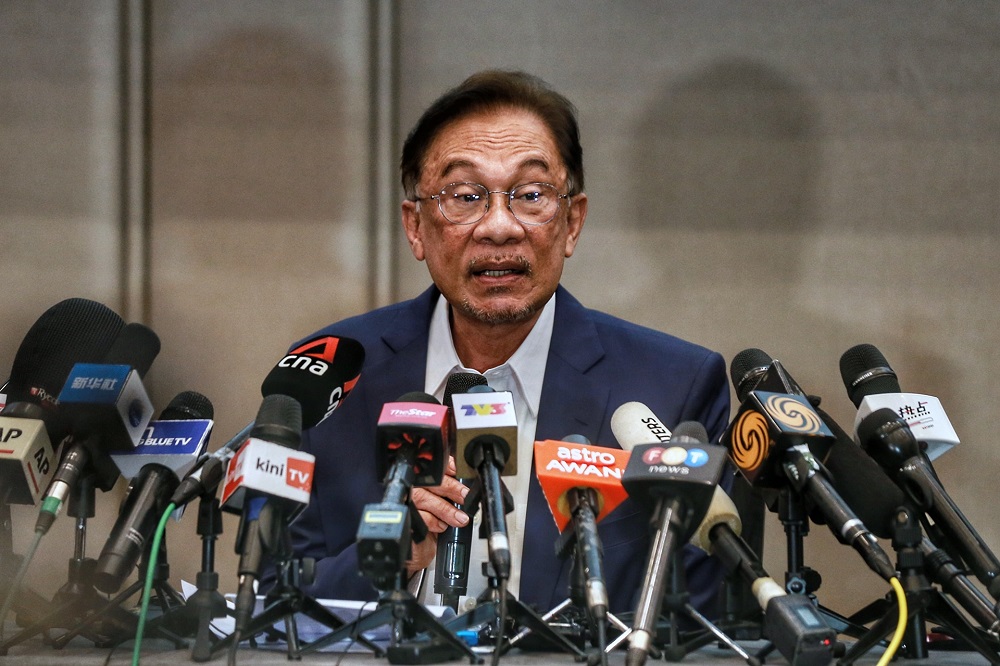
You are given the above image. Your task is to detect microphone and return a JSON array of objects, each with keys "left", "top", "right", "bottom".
[
  {"left": 435, "top": 372, "right": 488, "bottom": 611},
  {"left": 615, "top": 415, "right": 729, "bottom": 666},
  {"left": 260, "top": 334, "right": 364, "bottom": 428},
  {"left": 36, "top": 321, "right": 160, "bottom": 534},
  {"left": 0, "top": 402, "right": 57, "bottom": 506},
  {"left": 723, "top": 349, "right": 896, "bottom": 582},
  {"left": 534, "top": 435, "right": 631, "bottom": 624},
  {"left": 56, "top": 321, "right": 159, "bottom": 451},
  {"left": 357, "top": 392, "right": 449, "bottom": 586},
  {"left": 840, "top": 344, "right": 958, "bottom": 460},
  {"left": 450, "top": 385, "right": 517, "bottom": 580},
  {"left": 93, "top": 391, "right": 214, "bottom": 593},
  {"left": 857, "top": 408, "right": 1000, "bottom": 598},
  {"left": 5, "top": 298, "right": 125, "bottom": 446},
  {"left": 185, "top": 333, "right": 364, "bottom": 513},
  {"left": 689, "top": 486, "right": 836, "bottom": 665},
  {"left": 225, "top": 394, "right": 309, "bottom": 636}
]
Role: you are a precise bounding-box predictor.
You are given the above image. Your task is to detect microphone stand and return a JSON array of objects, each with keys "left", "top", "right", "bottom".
[
  {"left": 647, "top": 540, "right": 759, "bottom": 665},
  {"left": 0, "top": 475, "right": 134, "bottom": 650},
  {"left": 49, "top": 532, "right": 188, "bottom": 649},
  {"left": 445, "top": 478, "right": 586, "bottom": 659},
  {"left": 838, "top": 506, "right": 1000, "bottom": 665},
  {"left": 297, "top": 500, "right": 477, "bottom": 663},
  {"left": 0, "top": 498, "right": 53, "bottom": 641},
  {"left": 504, "top": 523, "right": 627, "bottom": 664},
  {"left": 210, "top": 502, "right": 381, "bottom": 661},
  {"left": 152, "top": 492, "right": 231, "bottom": 661}
]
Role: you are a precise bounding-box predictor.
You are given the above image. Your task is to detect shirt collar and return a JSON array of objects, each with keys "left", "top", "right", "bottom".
[{"left": 425, "top": 292, "right": 556, "bottom": 419}]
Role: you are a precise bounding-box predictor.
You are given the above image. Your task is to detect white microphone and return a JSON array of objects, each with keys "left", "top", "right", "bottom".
[
  {"left": 0, "top": 402, "right": 57, "bottom": 506},
  {"left": 840, "top": 343, "right": 959, "bottom": 460}
]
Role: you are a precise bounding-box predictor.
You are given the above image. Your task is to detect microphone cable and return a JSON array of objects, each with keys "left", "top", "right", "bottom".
[
  {"left": 132, "top": 500, "right": 177, "bottom": 666},
  {"left": 879, "top": 577, "right": 906, "bottom": 666},
  {"left": 0, "top": 516, "right": 43, "bottom": 640}
]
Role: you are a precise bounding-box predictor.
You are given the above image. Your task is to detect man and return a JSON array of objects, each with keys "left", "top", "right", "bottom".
[{"left": 285, "top": 70, "right": 731, "bottom": 616}]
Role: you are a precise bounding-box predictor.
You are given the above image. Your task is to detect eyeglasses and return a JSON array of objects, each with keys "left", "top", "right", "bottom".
[{"left": 415, "top": 182, "right": 570, "bottom": 226}]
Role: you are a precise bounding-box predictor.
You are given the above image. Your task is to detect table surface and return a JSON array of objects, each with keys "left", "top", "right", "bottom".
[{"left": 0, "top": 631, "right": 992, "bottom": 665}]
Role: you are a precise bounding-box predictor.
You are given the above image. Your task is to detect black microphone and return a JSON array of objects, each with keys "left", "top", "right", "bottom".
[
  {"left": 450, "top": 384, "right": 517, "bottom": 581},
  {"left": 93, "top": 391, "right": 214, "bottom": 593},
  {"left": 357, "top": 392, "right": 449, "bottom": 587},
  {"left": 723, "top": 349, "right": 896, "bottom": 582},
  {"left": 689, "top": 486, "right": 836, "bottom": 665},
  {"left": 230, "top": 394, "right": 305, "bottom": 636},
  {"left": 36, "top": 319, "right": 158, "bottom": 534},
  {"left": 857, "top": 408, "right": 1000, "bottom": 598},
  {"left": 612, "top": 413, "right": 728, "bottom": 666},
  {"left": 435, "top": 372, "right": 488, "bottom": 611},
  {"left": 5, "top": 298, "right": 125, "bottom": 446}
]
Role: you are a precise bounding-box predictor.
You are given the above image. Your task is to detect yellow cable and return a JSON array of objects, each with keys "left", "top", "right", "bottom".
[{"left": 876, "top": 576, "right": 907, "bottom": 666}]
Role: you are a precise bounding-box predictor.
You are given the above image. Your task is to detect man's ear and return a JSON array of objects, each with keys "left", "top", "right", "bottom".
[
  {"left": 563, "top": 192, "right": 588, "bottom": 258},
  {"left": 402, "top": 199, "right": 425, "bottom": 261}
]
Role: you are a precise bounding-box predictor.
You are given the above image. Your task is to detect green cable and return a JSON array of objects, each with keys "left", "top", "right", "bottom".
[{"left": 132, "top": 501, "right": 176, "bottom": 666}]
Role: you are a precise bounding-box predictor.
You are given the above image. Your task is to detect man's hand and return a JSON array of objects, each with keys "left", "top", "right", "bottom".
[{"left": 406, "top": 456, "right": 470, "bottom": 575}]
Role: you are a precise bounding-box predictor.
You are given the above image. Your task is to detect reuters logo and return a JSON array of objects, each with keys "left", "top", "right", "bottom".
[
  {"left": 732, "top": 410, "right": 769, "bottom": 472},
  {"left": 763, "top": 395, "right": 822, "bottom": 433}
]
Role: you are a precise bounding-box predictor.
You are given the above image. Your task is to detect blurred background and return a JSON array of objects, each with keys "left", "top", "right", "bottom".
[{"left": 2, "top": 0, "right": 998, "bottom": 620}]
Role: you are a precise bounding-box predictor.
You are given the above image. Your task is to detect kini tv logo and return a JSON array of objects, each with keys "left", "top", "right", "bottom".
[{"left": 252, "top": 455, "right": 313, "bottom": 493}]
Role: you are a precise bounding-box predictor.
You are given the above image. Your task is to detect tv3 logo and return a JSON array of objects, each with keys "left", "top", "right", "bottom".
[
  {"left": 286, "top": 458, "right": 313, "bottom": 492},
  {"left": 460, "top": 403, "right": 507, "bottom": 416}
]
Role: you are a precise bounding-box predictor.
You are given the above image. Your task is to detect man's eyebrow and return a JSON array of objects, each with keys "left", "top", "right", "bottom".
[{"left": 438, "top": 157, "right": 554, "bottom": 181}]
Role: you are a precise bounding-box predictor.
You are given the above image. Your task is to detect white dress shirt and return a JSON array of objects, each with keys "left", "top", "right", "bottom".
[{"left": 423, "top": 292, "right": 555, "bottom": 609}]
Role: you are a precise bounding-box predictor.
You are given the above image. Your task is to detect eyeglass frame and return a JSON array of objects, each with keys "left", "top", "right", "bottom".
[{"left": 411, "top": 181, "right": 573, "bottom": 226}]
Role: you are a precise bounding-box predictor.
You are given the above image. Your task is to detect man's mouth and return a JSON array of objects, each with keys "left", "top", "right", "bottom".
[{"left": 469, "top": 256, "right": 532, "bottom": 278}]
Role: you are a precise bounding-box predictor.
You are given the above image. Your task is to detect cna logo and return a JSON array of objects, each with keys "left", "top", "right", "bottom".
[
  {"left": 278, "top": 336, "right": 342, "bottom": 376},
  {"left": 459, "top": 403, "right": 507, "bottom": 416},
  {"left": 286, "top": 457, "right": 313, "bottom": 492}
]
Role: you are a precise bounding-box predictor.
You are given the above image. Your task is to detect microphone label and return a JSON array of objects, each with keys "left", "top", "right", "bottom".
[
  {"left": 534, "top": 439, "right": 631, "bottom": 530},
  {"left": 0, "top": 416, "right": 56, "bottom": 505},
  {"left": 58, "top": 363, "right": 154, "bottom": 448},
  {"left": 220, "top": 438, "right": 315, "bottom": 511},
  {"left": 112, "top": 419, "right": 213, "bottom": 479},
  {"left": 854, "top": 392, "right": 958, "bottom": 460},
  {"left": 452, "top": 390, "right": 518, "bottom": 478}
]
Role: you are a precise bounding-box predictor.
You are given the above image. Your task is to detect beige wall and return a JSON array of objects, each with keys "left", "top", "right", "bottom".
[{"left": 2, "top": 0, "right": 999, "bottom": 620}]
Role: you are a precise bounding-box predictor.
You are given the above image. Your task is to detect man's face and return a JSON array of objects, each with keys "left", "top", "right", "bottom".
[{"left": 402, "top": 107, "right": 587, "bottom": 327}]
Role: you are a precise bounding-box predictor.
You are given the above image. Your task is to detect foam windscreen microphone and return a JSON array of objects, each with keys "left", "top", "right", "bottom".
[
  {"left": 260, "top": 334, "right": 364, "bottom": 429},
  {"left": 535, "top": 436, "right": 631, "bottom": 624},
  {"left": 5, "top": 298, "right": 125, "bottom": 446}
]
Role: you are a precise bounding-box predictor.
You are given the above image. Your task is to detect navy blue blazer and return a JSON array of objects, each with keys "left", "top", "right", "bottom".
[{"left": 284, "top": 285, "right": 731, "bottom": 615}]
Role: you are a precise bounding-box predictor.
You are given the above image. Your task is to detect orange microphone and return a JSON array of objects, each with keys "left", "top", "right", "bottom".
[{"left": 534, "top": 436, "right": 631, "bottom": 633}]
